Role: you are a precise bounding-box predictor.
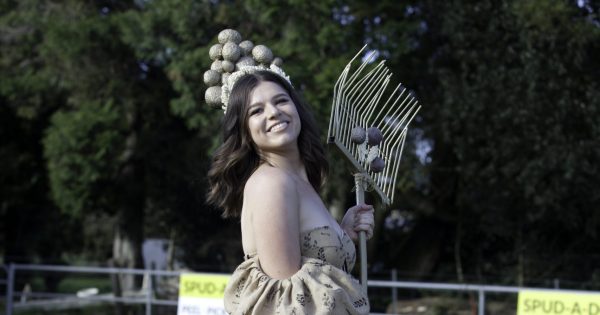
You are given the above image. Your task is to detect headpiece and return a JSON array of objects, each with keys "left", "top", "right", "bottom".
[{"left": 203, "top": 29, "right": 291, "bottom": 113}]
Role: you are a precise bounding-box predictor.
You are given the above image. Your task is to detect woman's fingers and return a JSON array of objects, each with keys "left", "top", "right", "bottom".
[
  {"left": 349, "top": 204, "right": 374, "bottom": 213},
  {"left": 353, "top": 225, "right": 374, "bottom": 240},
  {"left": 355, "top": 214, "right": 373, "bottom": 224},
  {"left": 354, "top": 210, "right": 374, "bottom": 224},
  {"left": 354, "top": 223, "right": 372, "bottom": 231},
  {"left": 354, "top": 210, "right": 374, "bottom": 239},
  {"left": 358, "top": 204, "right": 374, "bottom": 212}
]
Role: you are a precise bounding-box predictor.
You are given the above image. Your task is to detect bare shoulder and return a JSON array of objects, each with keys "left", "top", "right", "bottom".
[
  {"left": 244, "top": 165, "right": 298, "bottom": 199},
  {"left": 243, "top": 165, "right": 300, "bottom": 226},
  {"left": 242, "top": 165, "right": 303, "bottom": 234}
]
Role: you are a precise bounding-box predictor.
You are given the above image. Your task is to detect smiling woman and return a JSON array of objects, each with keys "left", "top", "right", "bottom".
[
  {"left": 204, "top": 28, "right": 373, "bottom": 314},
  {"left": 206, "top": 70, "right": 373, "bottom": 315}
]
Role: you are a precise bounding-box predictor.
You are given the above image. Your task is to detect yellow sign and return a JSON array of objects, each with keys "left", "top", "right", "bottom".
[
  {"left": 518, "top": 290, "right": 600, "bottom": 315},
  {"left": 179, "top": 273, "right": 230, "bottom": 299}
]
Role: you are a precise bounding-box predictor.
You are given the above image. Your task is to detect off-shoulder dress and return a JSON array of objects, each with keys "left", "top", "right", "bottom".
[{"left": 224, "top": 225, "right": 369, "bottom": 314}]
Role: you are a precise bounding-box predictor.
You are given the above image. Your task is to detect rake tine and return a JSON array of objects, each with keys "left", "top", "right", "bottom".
[
  {"left": 372, "top": 84, "right": 407, "bottom": 127},
  {"left": 359, "top": 67, "right": 390, "bottom": 118},
  {"left": 378, "top": 91, "right": 412, "bottom": 136},
  {"left": 364, "top": 75, "right": 391, "bottom": 124},
  {"left": 390, "top": 129, "right": 408, "bottom": 203},
  {"left": 385, "top": 102, "right": 421, "bottom": 140},
  {"left": 381, "top": 98, "right": 418, "bottom": 138},
  {"left": 376, "top": 132, "right": 396, "bottom": 199},
  {"left": 369, "top": 74, "right": 402, "bottom": 125}
]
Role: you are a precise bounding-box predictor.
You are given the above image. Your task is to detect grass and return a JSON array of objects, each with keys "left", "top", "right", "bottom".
[
  {"left": 57, "top": 276, "right": 113, "bottom": 294},
  {"left": 17, "top": 274, "right": 115, "bottom": 294},
  {"left": 14, "top": 304, "right": 116, "bottom": 315}
]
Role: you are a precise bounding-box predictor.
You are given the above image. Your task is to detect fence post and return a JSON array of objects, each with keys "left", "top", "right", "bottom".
[
  {"left": 146, "top": 270, "right": 152, "bottom": 315},
  {"left": 478, "top": 289, "right": 485, "bottom": 315},
  {"left": 391, "top": 269, "right": 398, "bottom": 314},
  {"left": 5, "top": 264, "right": 15, "bottom": 315}
]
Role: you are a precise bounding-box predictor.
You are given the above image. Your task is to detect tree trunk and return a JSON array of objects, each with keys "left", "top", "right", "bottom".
[
  {"left": 454, "top": 208, "right": 464, "bottom": 283},
  {"left": 517, "top": 217, "right": 524, "bottom": 286},
  {"left": 113, "top": 220, "right": 142, "bottom": 292},
  {"left": 108, "top": 259, "right": 124, "bottom": 315},
  {"left": 112, "top": 127, "right": 144, "bottom": 293}
]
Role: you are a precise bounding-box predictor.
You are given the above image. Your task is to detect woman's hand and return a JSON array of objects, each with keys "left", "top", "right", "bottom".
[{"left": 340, "top": 204, "right": 375, "bottom": 242}]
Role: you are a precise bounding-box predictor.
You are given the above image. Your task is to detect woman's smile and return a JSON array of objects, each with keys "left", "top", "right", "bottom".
[{"left": 268, "top": 121, "right": 289, "bottom": 132}]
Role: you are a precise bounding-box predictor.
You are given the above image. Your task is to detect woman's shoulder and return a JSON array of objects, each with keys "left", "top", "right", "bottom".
[
  {"left": 243, "top": 164, "right": 300, "bottom": 218},
  {"left": 245, "top": 164, "right": 298, "bottom": 194}
]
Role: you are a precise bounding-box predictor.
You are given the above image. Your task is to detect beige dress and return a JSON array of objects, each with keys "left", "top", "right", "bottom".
[{"left": 224, "top": 225, "right": 370, "bottom": 314}]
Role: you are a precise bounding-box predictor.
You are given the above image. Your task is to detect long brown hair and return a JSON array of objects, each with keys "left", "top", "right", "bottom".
[{"left": 207, "top": 71, "right": 328, "bottom": 218}]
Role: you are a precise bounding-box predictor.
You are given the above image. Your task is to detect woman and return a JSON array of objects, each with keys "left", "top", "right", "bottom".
[{"left": 207, "top": 70, "right": 373, "bottom": 314}]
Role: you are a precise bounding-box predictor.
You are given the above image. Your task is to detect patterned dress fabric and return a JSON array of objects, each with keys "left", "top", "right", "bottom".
[{"left": 224, "top": 226, "right": 369, "bottom": 314}]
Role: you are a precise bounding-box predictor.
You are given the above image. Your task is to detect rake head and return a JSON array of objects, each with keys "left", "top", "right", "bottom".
[{"left": 327, "top": 45, "right": 421, "bottom": 205}]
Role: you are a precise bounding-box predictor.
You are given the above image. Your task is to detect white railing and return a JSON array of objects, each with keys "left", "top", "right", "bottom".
[
  {"left": 3, "top": 263, "right": 599, "bottom": 315},
  {"left": 4, "top": 263, "right": 183, "bottom": 315}
]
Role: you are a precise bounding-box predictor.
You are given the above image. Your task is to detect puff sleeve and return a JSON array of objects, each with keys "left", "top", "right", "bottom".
[{"left": 224, "top": 256, "right": 369, "bottom": 315}]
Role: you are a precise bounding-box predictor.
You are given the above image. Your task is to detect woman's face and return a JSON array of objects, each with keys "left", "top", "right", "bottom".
[{"left": 246, "top": 81, "right": 301, "bottom": 153}]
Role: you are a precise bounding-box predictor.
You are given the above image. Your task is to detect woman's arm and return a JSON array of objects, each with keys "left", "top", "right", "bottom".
[{"left": 244, "top": 167, "right": 301, "bottom": 280}]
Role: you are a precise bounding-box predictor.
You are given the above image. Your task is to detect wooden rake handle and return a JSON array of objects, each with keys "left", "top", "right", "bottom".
[{"left": 354, "top": 173, "right": 368, "bottom": 294}]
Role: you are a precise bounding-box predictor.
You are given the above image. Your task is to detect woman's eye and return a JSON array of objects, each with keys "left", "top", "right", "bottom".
[
  {"left": 250, "top": 108, "right": 263, "bottom": 115},
  {"left": 276, "top": 98, "right": 289, "bottom": 104}
]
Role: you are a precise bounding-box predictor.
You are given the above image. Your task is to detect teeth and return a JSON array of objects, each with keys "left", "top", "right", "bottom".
[{"left": 270, "top": 122, "right": 288, "bottom": 132}]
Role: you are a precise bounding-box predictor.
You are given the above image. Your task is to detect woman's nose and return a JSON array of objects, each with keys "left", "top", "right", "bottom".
[{"left": 265, "top": 103, "right": 281, "bottom": 118}]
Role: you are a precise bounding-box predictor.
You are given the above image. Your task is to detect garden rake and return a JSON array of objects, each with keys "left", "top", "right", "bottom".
[{"left": 327, "top": 45, "right": 421, "bottom": 293}]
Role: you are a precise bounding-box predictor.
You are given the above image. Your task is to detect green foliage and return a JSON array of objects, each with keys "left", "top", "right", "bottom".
[
  {"left": 404, "top": 0, "right": 600, "bottom": 284},
  {"left": 0, "top": 0, "right": 84, "bottom": 264},
  {"left": 43, "top": 101, "right": 125, "bottom": 217},
  {"left": 117, "top": 0, "right": 220, "bottom": 131},
  {"left": 0, "top": 0, "right": 63, "bottom": 120}
]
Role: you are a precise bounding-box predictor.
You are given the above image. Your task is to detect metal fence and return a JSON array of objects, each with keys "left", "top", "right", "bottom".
[
  {"left": 0, "top": 264, "right": 6, "bottom": 302},
  {"left": 2, "top": 263, "right": 599, "bottom": 315},
  {"left": 3, "top": 263, "right": 182, "bottom": 315}
]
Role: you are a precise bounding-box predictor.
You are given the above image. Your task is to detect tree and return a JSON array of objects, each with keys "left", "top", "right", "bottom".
[{"left": 390, "top": 0, "right": 600, "bottom": 285}]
